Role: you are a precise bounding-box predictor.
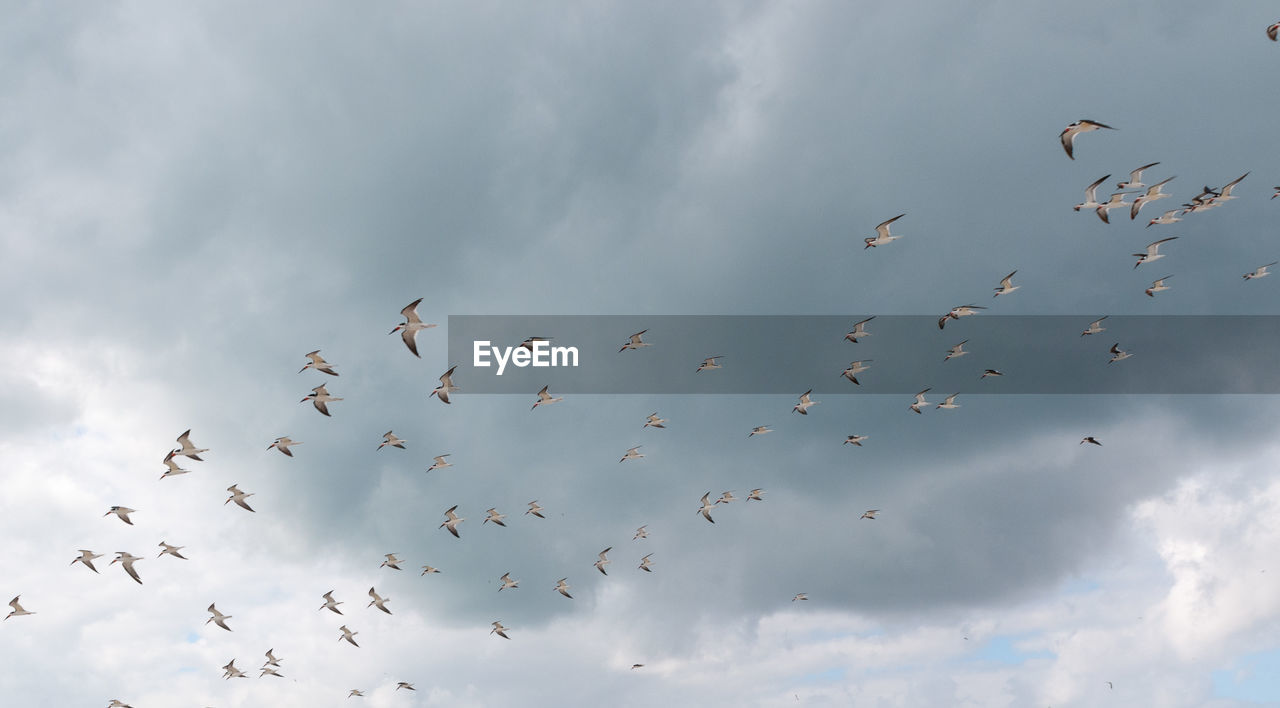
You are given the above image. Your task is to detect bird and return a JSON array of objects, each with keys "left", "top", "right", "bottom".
[
  {"left": 390, "top": 298, "right": 436, "bottom": 357},
  {"left": 222, "top": 659, "right": 247, "bottom": 679},
  {"left": 840, "top": 360, "right": 871, "bottom": 384},
  {"left": 993, "top": 271, "right": 1019, "bottom": 297},
  {"left": 939, "top": 305, "right": 986, "bottom": 329},
  {"left": 430, "top": 365, "right": 458, "bottom": 404},
  {"left": 1146, "top": 209, "right": 1182, "bottom": 227},
  {"left": 1145, "top": 275, "right": 1172, "bottom": 297},
  {"left": 301, "top": 384, "right": 342, "bottom": 416},
  {"left": 620, "top": 446, "right": 644, "bottom": 463},
  {"left": 106, "top": 701, "right": 133, "bottom": 708},
  {"left": 338, "top": 625, "right": 359, "bottom": 647},
  {"left": 632, "top": 664, "right": 645, "bottom": 670},
  {"left": 695, "top": 356, "right": 725, "bottom": 372},
  {"left": 936, "top": 393, "right": 960, "bottom": 410},
  {"left": 748, "top": 425, "right": 773, "bottom": 437},
  {"left": 104, "top": 506, "right": 136, "bottom": 525},
  {"left": 1081, "top": 316, "right": 1108, "bottom": 337},
  {"left": 1117, "top": 162, "right": 1160, "bottom": 190},
  {"left": 715, "top": 491, "right": 736, "bottom": 504},
  {"left": 378, "top": 431, "right": 407, "bottom": 450},
  {"left": 1108, "top": 343, "right": 1132, "bottom": 363},
  {"left": 860, "top": 509, "right": 879, "bottom": 520},
  {"left": 396, "top": 682, "right": 416, "bottom": 691},
  {"left": 1273, "top": 186, "right": 1280, "bottom": 199},
  {"left": 1107, "top": 681, "right": 1114, "bottom": 690},
  {"left": 348, "top": 689, "right": 365, "bottom": 698},
  {"left": 1244, "top": 262, "right": 1278, "bottom": 280},
  {"left": 484, "top": 508, "right": 507, "bottom": 527},
  {"left": 157, "top": 542, "right": 187, "bottom": 560},
  {"left": 160, "top": 451, "right": 190, "bottom": 480},
  {"left": 633, "top": 525, "right": 649, "bottom": 540},
  {"left": 1133, "top": 237, "right": 1177, "bottom": 269},
  {"left": 844, "top": 434, "right": 868, "bottom": 446},
  {"left": 747, "top": 489, "right": 765, "bottom": 501},
  {"left": 5, "top": 596, "right": 34, "bottom": 620},
  {"left": 531, "top": 385, "right": 563, "bottom": 410},
  {"left": 491, "top": 621, "right": 512, "bottom": 639},
  {"left": 263, "top": 649, "right": 282, "bottom": 667},
  {"left": 519, "top": 337, "right": 552, "bottom": 350},
  {"left": 420, "top": 565, "right": 441, "bottom": 575},
  {"left": 379, "top": 553, "right": 403, "bottom": 570},
  {"left": 320, "top": 591, "right": 344, "bottom": 614},
  {"left": 1211, "top": 172, "right": 1250, "bottom": 203},
  {"left": 643, "top": 412, "right": 667, "bottom": 429},
  {"left": 526, "top": 501, "right": 545, "bottom": 518},
  {"left": 1130, "top": 176, "right": 1176, "bottom": 220},
  {"left": 111, "top": 552, "right": 143, "bottom": 584},
  {"left": 1270, "top": 21, "right": 1279, "bottom": 41},
  {"left": 173, "top": 429, "right": 208, "bottom": 461},
  {"left": 440, "top": 505, "right": 465, "bottom": 538},
  {"left": 698, "top": 492, "right": 716, "bottom": 524},
  {"left": 1074, "top": 174, "right": 1110, "bottom": 212},
  {"left": 299, "top": 350, "right": 339, "bottom": 376},
  {"left": 793, "top": 389, "right": 818, "bottom": 415},
  {"left": 260, "top": 666, "right": 285, "bottom": 678},
  {"left": 864, "top": 214, "right": 904, "bottom": 248},
  {"left": 1059, "top": 119, "right": 1114, "bottom": 159},
  {"left": 792, "top": 593, "right": 808, "bottom": 602},
  {"left": 1081, "top": 437, "right": 1102, "bottom": 446},
  {"left": 427, "top": 454, "right": 452, "bottom": 472},
  {"left": 367, "top": 587, "right": 392, "bottom": 614},
  {"left": 619, "top": 330, "right": 651, "bottom": 352},
  {"left": 981, "top": 369, "right": 1004, "bottom": 379},
  {"left": 206, "top": 603, "right": 233, "bottom": 631},
  {"left": 71, "top": 549, "right": 103, "bottom": 573},
  {"left": 267, "top": 436, "right": 301, "bottom": 457},
  {"left": 554, "top": 578, "right": 573, "bottom": 599},
  {"left": 909, "top": 388, "right": 931, "bottom": 414},
  {"left": 639, "top": 554, "right": 654, "bottom": 572},
  {"left": 944, "top": 340, "right": 969, "bottom": 361},
  {"left": 595, "top": 547, "right": 612, "bottom": 575},
  {"left": 1095, "top": 192, "right": 1135, "bottom": 224},
  {"left": 225, "top": 484, "right": 255, "bottom": 512},
  {"left": 844, "top": 316, "right": 876, "bottom": 343},
  {"left": 498, "top": 572, "right": 519, "bottom": 591}
]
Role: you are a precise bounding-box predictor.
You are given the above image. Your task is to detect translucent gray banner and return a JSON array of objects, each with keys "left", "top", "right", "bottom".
[{"left": 443, "top": 316, "right": 1280, "bottom": 394}]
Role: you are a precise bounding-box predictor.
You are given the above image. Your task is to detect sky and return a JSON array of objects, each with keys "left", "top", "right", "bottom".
[{"left": 3, "top": 1, "right": 1280, "bottom": 706}]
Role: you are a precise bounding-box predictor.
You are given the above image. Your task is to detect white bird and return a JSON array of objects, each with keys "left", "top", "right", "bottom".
[
  {"left": 526, "top": 500, "right": 545, "bottom": 518},
  {"left": 263, "top": 649, "right": 282, "bottom": 667},
  {"left": 1212, "top": 172, "right": 1249, "bottom": 203},
  {"left": 696, "top": 355, "right": 725, "bottom": 372},
  {"left": 1134, "top": 237, "right": 1178, "bottom": 269},
  {"left": 104, "top": 506, "right": 136, "bottom": 526},
  {"left": 160, "top": 451, "right": 190, "bottom": 480},
  {"left": 301, "top": 384, "right": 342, "bottom": 416},
  {"left": 909, "top": 388, "right": 931, "bottom": 414},
  {"left": 633, "top": 525, "right": 649, "bottom": 540},
  {"left": 697, "top": 492, "right": 716, "bottom": 524},
  {"left": 427, "top": 454, "right": 452, "bottom": 472},
  {"left": 484, "top": 508, "right": 507, "bottom": 527},
  {"left": 1130, "top": 176, "right": 1175, "bottom": 220},
  {"left": 643, "top": 413, "right": 666, "bottom": 429},
  {"left": 993, "top": 271, "right": 1019, "bottom": 297},
  {"left": 715, "top": 491, "right": 736, "bottom": 504},
  {"left": 1074, "top": 174, "right": 1110, "bottom": 212},
  {"left": 158, "top": 542, "right": 187, "bottom": 560},
  {"left": 111, "top": 552, "right": 143, "bottom": 584},
  {"left": 844, "top": 316, "right": 875, "bottom": 343},
  {"left": 595, "top": 548, "right": 612, "bottom": 575},
  {"left": 222, "top": 659, "right": 247, "bottom": 679},
  {"left": 981, "top": 369, "right": 1004, "bottom": 379},
  {"left": 1081, "top": 436, "right": 1102, "bottom": 446},
  {"left": 1081, "top": 316, "right": 1108, "bottom": 337},
  {"left": 430, "top": 365, "right": 458, "bottom": 404},
  {"left": 421, "top": 565, "right": 441, "bottom": 575},
  {"left": 440, "top": 505, "right": 465, "bottom": 538},
  {"left": 367, "top": 587, "right": 392, "bottom": 614},
  {"left": 792, "top": 593, "right": 808, "bottom": 602},
  {"left": 106, "top": 701, "right": 133, "bottom": 707},
  {"left": 840, "top": 360, "right": 872, "bottom": 384},
  {"left": 299, "top": 350, "right": 339, "bottom": 376},
  {"left": 1244, "top": 262, "right": 1278, "bottom": 280},
  {"left": 1146, "top": 209, "right": 1182, "bottom": 228},
  {"left": 1108, "top": 343, "right": 1132, "bottom": 363},
  {"left": 939, "top": 305, "right": 986, "bottom": 329},
  {"left": 944, "top": 340, "right": 969, "bottom": 361},
  {"left": 619, "top": 330, "right": 651, "bottom": 352},
  {"left": 860, "top": 509, "right": 879, "bottom": 520},
  {"left": 390, "top": 298, "right": 437, "bottom": 357},
  {"left": 173, "top": 429, "right": 208, "bottom": 461},
  {"left": 348, "top": 689, "right": 365, "bottom": 698},
  {"left": 1095, "top": 191, "right": 1136, "bottom": 224},
  {"left": 5, "top": 596, "right": 34, "bottom": 620},
  {"left": 378, "top": 431, "right": 406, "bottom": 450},
  {"left": 864, "top": 214, "right": 905, "bottom": 249},
  {"left": 260, "top": 666, "right": 285, "bottom": 678},
  {"left": 268, "top": 436, "right": 301, "bottom": 457},
  {"left": 620, "top": 446, "right": 644, "bottom": 463},
  {"left": 498, "top": 572, "right": 519, "bottom": 591},
  {"left": 71, "top": 549, "right": 103, "bottom": 573},
  {"left": 531, "top": 385, "right": 563, "bottom": 410},
  {"left": 338, "top": 625, "right": 359, "bottom": 647},
  {"left": 844, "top": 434, "right": 868, "bottom": 446},
  {"left": 639, "top": 554, "right": 654, "bottom": 572},
  {"left": 1117, "top": 162, "right": 1160, "bottom": 190},
  {"left": 519, "top": 336, "right": 552, "bottom": 351},
  {"left": 206, "top": 603, "right": 233, "bottom": 631},
  {"left": 554, "top": 578, "right": 573, "bottom": 599},
  {"left": 1269, "top": 21, "right": 1279, "bottom": 41},
  {"left": 491, "top": 620, "right": 512, "bottom": 639},
  {"left": 396, "top": 682, "right": 416, "bottom": 691},
  {"left": 748, "top": 425, "right": 773, "bottom": 437},
  {"left": 1145, "top": 275, "right": 1172, "bottom": 297},
  {"left": 379, "top": 553, "right": 404, "bottom": 570},
  {"left": 936, "top": 393, "right": 960, "bottom": 410},
  {"left": 320, "top": 591, "right": 344, "bottom": 614},
  {"left": 793, "top": 389, "right": 818, "bottom": 415},
  {"left": 1059, "top": 119, "right": 1115, "bottom": 159},
  {"left": 225, "top": 484, "right": 255, "bottom": 512},
  {"left": 747, "top": 488, "right": 765, "bottom": 501}
]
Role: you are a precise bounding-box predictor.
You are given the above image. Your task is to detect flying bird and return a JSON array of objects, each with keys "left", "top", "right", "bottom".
[
  {"left": 633, "top": 525, "right": 649, "bottom": 540},
  {"left": 104, "top": 506, "right": 136, "bottom": 525},
  {"left": 71, "top": 549, "right": 103, "bottom": 573},
  {"left": 1130, "top": 176, "right": 1176, "bottom": 219},
  {"left": 698, "top": 492, "right": 716, "bottom": 524},
  {"left": 531, "top": 385, "right": 563, "bottom": 410},
  {"left": 793, "top": 389, "right": 818, "bottom": 415},
  {"left": 844, "top": 434, "right": 868, "bottom": 446},
  {"left": 981, "top": 369, "right": 1004, "bottom": 379},
  {"left": 427, "top": 454, "right": 452, "bottom": 472},
  {"left": 748, "top": 426, "right": 773, "bottom": 437},
  {"left": 440, "top": 505, "right": 465, "bottom": 538},
  {"left": 320, "top": 591, "right": 344, "bottom": 614},
  {"left": 301, "top": 384, "right": 342, "bottom": 416},
  {"left": 639, "top": 554, "right": 654, "bottom": 572},
  {"left": 696, "top": 356, "right": 725, "bottom": 372},
  {"left": 379, "top": 553, "right": 403, "bottom": 570},
  {"left": 619, "top": 330, "right": 651, "bottom": 352},
  {"left": 860, "top": 509, "right": 879, "bottom": 520},
  {"left": 173, "top": 429, "right": 208, "bottom": 461},
  {"left": 1145, "top": 275, "right": 1172, "bottom": 297},
  {"left": 1269, "top": 22, "right": 1279, "bottom": 41},
  {"left": 747, "top": 489, "right": 765, "bottom": 501},
  {"left": 1244, "top": 262, "right": 1278, "bottom": 280},
  {"left": 1146, "top": 209, "right": 1182, "bottom": 227},
  {"left": 367, "top": 587, "right": 392, "bottom": 614},
  {"left": 222, "top": 659, "right": 247, "bottom": 679},
  {"left": 939, "top": 305, "right": 986, "bottom": 329},
  {"left": 993, "top": 271, "right": 1019, "bottom": 297},
  {"left": 864, "top": 214, "right": 905, "bottom": 248},
  {"left": 1117, "top": 162, "right": 1160, "bottom": 190},
  {"left": 484, "top": 508, "right": 507, "bottom": 527},
  {"left": 944, "top": 340, "right": 969, "bottom": 361},
  {"left": 396, "top": 682, "right": 416, "bottom": 691},
  {"left": 111, "top": 552, "right": 143, "bottom": 584},
  {"left": 348, "top": 689, "right": 365, "bottom": 698},
  {"left": 715, "top": 491, "right": 736, "bottom": 505},
  {"left": 378, "top": 431, "right": 406, "bottom": 450},
  {"left": 157, "top": 542, "right": 187, "bottom": 560},
  {"left": 1108, "top": 343, "right": 1132, "bottom": 363},
  {"left": 260, "top": 666, "right": 284, "bottom": 678},
  {"left": 1095, "top": 191, "right": 1136, "bottom": 224},
  {"left": 263, "top": 649, "right": 282, "bottom": 667},
  {"left": 1134, "top": 237, "right": 1177, "bottom": 269},
  {"left": 1074, "top": 174, "right": 1110, "bottom": 212},
  {"left": 519, "top": 337, "right": 551, "bottom": 351},
  {"left": 936, "top": 393, "right": 960, "bottom": 410},
  {"left": 491, "top": 621, "right": 511, "bottom": 639},
  {"left": 1081, "top": 316, "right": 1108, "bottom": 337},
  {"left": 225, "top": 484, "right": 255, "bottom": 512},
  {"left": 620, "top": 446, "right": 644, "bottom": 463},
  {"left": 160, "top": 451, "right": 190, "bottom": 480},
  {"left": 840, "top": 360, "right": 871, "bottom": 384},
  {"left": 498, "top": 572, "right": 519, "bottom": 591},
  {"left": 338, "top": 625, "right": 359, "bottom": 647},
  {"left": 1059, "top": 119, "right": 1114, "bottom": 159},
  {"left": 430, "top": 365, "right": 458, "bottom": 404},
  {"left": 554, "top": 578, "right": 573, "bottom": 599},
  {"left": 1081, "top": 437, "right": 1102, "bottom": 446},
  {"left": 5, "top": 596, "right": 34, "bottom": 620},
  {"left": 267, "top": 436, "right": 301, "bottom": 457},
  {"left": 844, "top": 317, "right": 875, "bottom": 342},
  {"left": 420, "top": 565, "right": 441, "bottom": 575},
  {"left": 594, "top": 548, "right": 612, "bottom": 575},
  {"left": 792, "top": 593, "right": 808, "bottom": 602},
  {"left": 643, "top": 413, "right": 667, "bottom": 429},
  {"left": 526, "top": 501, "right": 545, "bottom": 518},
  {"left": 390, "top": 298, "right": 436, "bottom": 357},
  {"left": 909, "top": 388, "right": 931, "bottom": 414},
  {"left": 299, "top": 350, "right": 339, "bottom": 376},
  {"left": 206, "top": 603, "right": 233, "bottom": 632}
]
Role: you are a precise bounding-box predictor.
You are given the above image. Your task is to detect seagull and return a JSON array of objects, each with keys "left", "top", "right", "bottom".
[
  {"left": 936, "top": 393, "right": 960, "bottom": 410},
  {"left": 338, "top": 625, "right": 359, "bottom": 647},
  {"left": 110, "top": 552, "right": 143, "bottom": 584},
  {"left": 348, "top": 689, "right": 365, "bottom": 698},
  {"left": 378, "top": 431, "right": 407, "bottom": 450},
  {"left": 104, "top": 506, "right": 136, "bottom": 525},
  {"left": 595, "top": 547, "right": 612, "bottom": 575},
  {"left": 1108, "top": 343, "right": 1132, "bottom": 363},
  {"left": 944, "top": 340, "right": 969, "bottom": 361},
  {"left": 222, "top": 659, "right": 247, "bottom": 679},
  {"left": 267, "top": 436, "right": 301, "bottom": 457},
  {"left": 860, "top": 509, "right": 879, "bottom": 520},
  {"left": 633, "top": 525, "right": 649, "bottom": 540},
  {"left": 748, "top": 426, "right": 773, "bottom": 437},
  {"left": 367, "top": 587, "right": 392, "bottom": 614},
  {"left": 619, "top": 330, "right": 651, "bottom": 352},
  {"left": 526, "top": 501, "right": 545, "bottom": 518},
  {"left": 1081, "top": 316, "right": 1108, "bottom": 337},
  {"left": 498, "top": 572, "right": 519, "bottom": 591},
  {"left": 390, "top": 298, "right": 436, "bottom": 357},
  {"left": 1130, "top": 176, "right": 1176, "bottom": 219},
  {"left": 379, "top": 553, "right": 403, "bottom": 570},
  {"left": 429, "top": 365, "right": 458, "bottom": 404},
  {"left": 301, "top": 384, "right": 342, "bottom": 416},
  {"left": 793, "top": 389, "right": 818, "bottom": 415},
  {"left": 643, "top": 413, "right": 667, "bottom": 429},
  {"left": 320, "top": 591, "right": 344, "bottom": 614},
  {"left": 909, "top": 388, "right": 931, "bottom": 414},
  {"left": 531, "top": 385, "right": 563, "bottom": 410},
  {"left": 440, "top": 505, "right": 465, "bottom": 538},
  {"left": 1059, "top": 119, "right": 1114, "bottom": 159},
  {"left": 792, "top": 593, "right": 808, "bottom": 602},
  {"left": 939, "top": 305, "right": 986, "bottom": 329},
  {"left": 396, "top": 682, "right": 416, "bottom": 691},
  {"left": 421, "top": 565, "right": 441, "bottom": 575},
  {"left": 1117, "top": 162, "right": 1160, "bottom": 190},
  {"left": 715, "top": 491, "right": 736, "bottom": 505},
  {"left": 158, "top": 542, "right": 187, "bottom": 560},
  {"left": 260, "top": 666, "right": 285, "bottom": 678},
  {"left": 427, "top": 454, "right": 452, "bottom": 472},
  {"left": 484, "top": 508, "right": 507, "bottom": 527},
  {"left": 1145, "top": 275, "right": 1172, "bottom": 297},
  {"left": 844, "top": 316, "right": 875, "bottom": 342},
  {"left": 840, "top": 360, "right": 871, "bottom": 384},
  {"left": 1095, "top": 192, "right": 1136, "bottom": 224},
  {"left": 491, "top": 621, "right": 512, "bottom": 639},
  {"left": 160, "top": 451, "right": 190, "bottom": 480},
  {"left": 554, "top": 578, "right": 573, "bottom": 599},
  {"left": 620, "top": 446, "right": 644, "bottom": 463},
  {"left": 695, "top": 356, "right": 725, "bottom": 372},
  {"left": 1134, "top": 237, "right": 1177, "bottom": 269},
  {"left": 981, "top": 369, "right": 1004, "bottom": 379},
  {"left": 299, "top": 350, "right": 339, "bottom": 376},
  {"left": 5, "top": 596, "right": 34, "bottom": 620},
  {"left": 71, "top": 549, "right": 103, "bottom": 573},
  {"left": 1244, "top": 262, "right": 1278, "bottom": 280},
  {"left": 173, "top": 429, "right": 208, "bottom": 461},
  {"left": 1146, "top": 209, "right": 1182, "bottom": 227},
  {"left": 225, "top": 484, "right": 255, "bottom": 512},
  {"left": 747, "top": 488, "right": 765, "bottom": 501},
  {"left": 206, "top": 604, "right": 233, "bottom": 631},
  {"left": 639, "top": 554, "right": 654, "bottom": 572},
  {"left": 263, "top": 649, "right": 282, "bottom": 667},
  {"left": 844, "top": 434, "right": 868, "bottom": 446},
  {"left": 1081, "top": 437, "right": 1102, "bottom": 446},
  {"left": 993, "top": 271, "right": 1019, "bottom": 297},
  {"left": 1074, "top": 174, "right": 1110, "bottom": 212},
  {"left": 698, "top": 492, "right": 716, "bottom": 524},
  {"left": 1270, "top": 21, "right": 1279, "bottom": 41},
  {"left": 864, "top": 214, "right": 904, "bottom": 248}
]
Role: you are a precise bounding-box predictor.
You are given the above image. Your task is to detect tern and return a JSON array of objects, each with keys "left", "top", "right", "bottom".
[
  {"left": 860, "top": 509, "right": 879, "bottom": 520},
  {"left": 1081, "top": 437, "right": 1102, "bottom": 446},
  {"left": 633, "top": 525, "right": 649, "bottom": 540},
  {"left": 1081, "top": 316, "right": 1108, "bottom": 337},
  {"left": 619, "top": 330, "right": 651, "bottom": 352},
  {"left": 222, "top": 659, "right": 247, "bottom": 679},
  {"left": 1273, "top": 186, "right": 1280, "bottom": 199},
  {"left": 748, "top": 426, "right": 773, "bottom": 437},
  {"left": 939, "top": 305, "right": 986, "bottom": 329},
  {"left": 519, "top": 337, "right": 551, "bottom": 351},
  {"left": 440, "top": 505, "right": 465, "bottom": 538},
  {"left": 1095, "top": 192, "right": 1136, "bottom": 224},
  {"left": 498, "top": 572, "right": 519, "bottom": 591},
  {"left": 107, "top": 701, "right": 133, "bottom": 708},
  {"left": 909, "top": 388, "right": 931, "bottom": 414},
  {"left": 491, "top": 621, "right": 512, "bottom": 639},
  {"left": 993, "top": 271, "right": 1019, "bottom": 297},
  {"left": 944, "top": 340, "right": 969, "bottom": 361},
  {"left": 5, "top": 596, "right": 34, "bottom": 620},
  {"left": 555, "top": 578, "right": 573, "bottom": 599},
  {"left": 111, "top": 552, "right": 143, "bottom": 584},
  {"left": 338, "top": 625, "right": 359, "bottom": 647},
  {"left": 696, "top": 356, "right": 725, "bottom": 372},
  {"left": 1134, "top": 237, "right": 1177, "bottom": 268},
  {"left": 697, "top": 492, "right": 716, "bottom": 524},
  {"left": 864, "top": 214, "right": 904, "bottom": 248},
  {"left": 981, "top": 369, "right": 1004, "bottom": 379},
  {"left": 396, "top": 682, "right": 416, "bottom": 691},
  {"left": 484, "top": 508, "right": 507, "bottom": 527},
  {"left": 320, "top": 591, "right": 344, "bottom": 614},
  {"left": 299, "top": 350, "right": 339, "bottom": 376},
  {"left": 637, "top": 554, "right": 654, "bottom": 573},
  {"left": 747, "top": 489, "right": 765, "bottom": 501},
  {"left": 390, "top": 298, "right": 436, "bottom": 357},
  {"left": 632, "top": 664, "right": 645, "bottom": 670},
  {"left": 844, "top": 434, "right": 868, "bottom": 446},
  {"left": 526, "top": 501, "right": 545, "bottom": 518},
  {"left": 71, "top": 549, "right": 103, "bottom": 573},
  {"left": 792, "top": 593, "right": 808, "bottom": 602},
  {"left": 206, "top": 603, "right": 233, "bottom": 631},
  {"left": 715, "top": 491, "right": 736, "bottom": 505},
  {"left": 160, "top": 451, "right": 190, "bottom": 480},
  {"left": 1059, "top": 119, "right": 1114, "bottom": 159},
  {"left": 1146, "top": 209, "right": 1182, "bottom": 227},
  {"left": 260, "top": 667, "right": 284, "bottom": 678},
  {"left": 104, "top": 506, "right": 136, "bottom": 525},
  {"left": 840, "top": 360, "right": 871, "bottom": 384},
  {"left": 429, "top": 365, "right": 458, "bottom": 404},
  {"left": 936, "top": 393, "right": 960, "bottom": 410},
  {"left": 1211, "top": 172, "right": 1249, "bottom": 203},
  {"left": 348, "top": 690, "right": 365, "bottom": 698},
  {"left": 1074, "top": 174, "right": 1110, "bottom": 212},
  {"left": 427, "top": 454, "right": 452, "bottom": 472},
  {"left": 643, "top": 413, "right": 666, "bottom": 429},
  {"left": 421, "top": 565, "right": 441, "bottom": 575},
  {"left": 1145, "top": 275, "right": 1172, "bottom": 297},
  {"left": 531, "top": 385, "right": 563, "bottom": 410},
  {"left": 595, "top": 547, "right": 612, "bottom": 575},
  {"left": 263, "top": 649, "right": 282, "bottom": 667},
  {"left": 620, "top": 446, "right": 644, "bottom": 463},
  {"left": 1108, "top": 343, "right": 1132, "bottom": 363},
  {"left": 367, "top": 587, "right": 392, "bottom": 614},
  {"left": 1270, "top": 21, "right": 1279, "bottom": 41},
  {"left": 793, "top": 389, "right": 818, "bottom": 415},
  {"left": 379, "top": 553, "right": 403, "bottom": 570},
  {"left": 225, "top": 485, "right": 255, "bottom": 512},
  {"left": 1130, "top": 176, "right": 1176, "bottom": 219},
  {"left": 173, "top": 429, "right": 208, "bottom": 461},
  {"left": 267, "top": 436, "right": 301, "bottom": 457},
  {"left": 158, "top": 542, "right": 188, "bottom": 560},
  {"left": 301, "top": 384, "right": 342, "bottom": 416},
  {"left": 844, "top": 316, "right": 875, "bottom": 343},
  {"left": 378, "top": 431, "right": 406, "bottom": 450},
  {"left": 1117, "top": 162, "right": 1160, "bottom": 190},
  {"left": 1244, "top": 262, "right": 1278, "bottom": 280}
]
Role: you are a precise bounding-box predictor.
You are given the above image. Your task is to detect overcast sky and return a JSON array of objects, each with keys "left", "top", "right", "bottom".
[{"left": 3, "top": 2, "right": 1280, "bottom": 706}]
